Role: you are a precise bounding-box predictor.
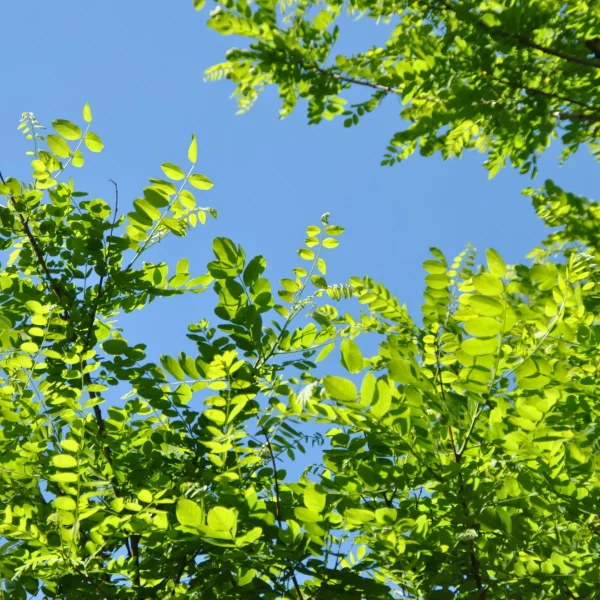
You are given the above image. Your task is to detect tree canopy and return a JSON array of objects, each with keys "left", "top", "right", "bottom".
[
  {"left": 0, "top": 1, "right": 598, "bottom": 598},
  {"left": 203, "top": 0, "right": 600, "bottom": 174}
]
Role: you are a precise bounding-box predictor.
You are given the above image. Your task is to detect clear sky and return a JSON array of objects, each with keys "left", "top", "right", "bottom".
[{"left": 1, "top": 1, "right": 596, "bottom": 376}]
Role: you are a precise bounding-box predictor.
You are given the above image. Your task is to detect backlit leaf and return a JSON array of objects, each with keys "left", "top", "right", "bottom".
[
  {"left": 486, "top": 248, "right": 506, "bottom": 277},
  {"left": 53, "top": 120, "right": 82, "bottom": 140},
  {"left": 188, "top": 133, "right": 198, "bottom": 163},
  {"left": 161, "top": 163, "right": 185, "bottom": 180},
  {"left": 176, "top": 498, "right": 203, "bottom": 528},
  {"left": 84, "top": 132, "right": 104, "bottom": 152},
  {"left": 46, "top": 135, "right": 71, "bottom": 158},
  {"left": 341, "top": 339, "right": 363, "bottom": 374},
  {"left": 189, "top": 174, "right": 213, "bottom": 190},
  {"left": 323, "top": 376, "right": 357, "bottom": 402}
]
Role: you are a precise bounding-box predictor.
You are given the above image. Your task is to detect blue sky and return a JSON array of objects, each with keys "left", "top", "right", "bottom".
[{"left": 1, "top": 1, "right": 596, "bottom": 379}]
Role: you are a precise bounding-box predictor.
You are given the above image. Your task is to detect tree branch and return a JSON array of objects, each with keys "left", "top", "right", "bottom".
[
  {"left": 490, "top": 75, "right": 600, "bottom": 113},
  {"left": 317, "top": 67, "right": 399, "bottom": 94},
  {"left": 301, "top": 61, "right": 600, "bottom": 126},
  {"left": 261, "top": 426, "right": 304, "bottom": 600},
  {"left": 434, "top": 337, "right": 486, "bottom": 599},
  {"left": 432, "top": 0, "right": 600, "bottom": 70},
  {"left": 0, "top": 171, "right": 110, "bottom": 450},
  {"left": 131, "top": 534, "right": 142, "bottom": 591},
  {"left": 83, "top": 179, "right": 119, "bottom": 350},
  {"left": 493, "top": 28, "right": 600, "bottom": 70},
  {"left": 0, "top": 170, "right": 70, "bottom": 316}
]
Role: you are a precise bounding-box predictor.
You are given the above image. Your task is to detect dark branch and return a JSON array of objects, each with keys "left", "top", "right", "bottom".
[
  {"left": 131, "top": 534, "right": 142, "bottom": 591},
  {"left": 300, "top": 62, "right": 600, "bottom": 126},
  {"left": 0, "top": 170, "right": 70, "bottom": 316},
  {"left": 432, "top": 0, "right": 600, "bottom": 70},
  {"left": 262, "top": 426, "right": 304, "bottom": 600},
  {"left": 435, "top": 337, "right": 486, "bottom": 598}
]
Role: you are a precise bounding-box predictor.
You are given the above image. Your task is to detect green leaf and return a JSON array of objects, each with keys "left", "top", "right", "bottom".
[
  {"left": 298, "top": 249, "right": 315, "bottom": 260},
  {"left": 46, "top": 135, "right": 71, "bottom": 158},
  {"left": 371, "top": 378, "right": 393, "bottom": 418},
  {"left": 53, "top": 120, "right": 82, "bottom": 140},
  {"left": 388, "top": 359, "right": 419, "bottom": 383},
  {"left": 176, "top": 258, "right": 189, "bottom": 275},
  {"left": 83, "top": 103, "right": 92, "bottom": 122},
  {"left": 341, "top": 339, "right": 363, "bottom": 374},
  {"left": 204, "top": 409, "right": 226, "bottom": 425},
  {"left": 517, "top": 374, "right": 550, "bottom": 390},
  {"left": 472, "top": 273, "right": 503, "bottom": 296},
  {"left": 345, "top": 508, "right": 375, "bottom": 523},
  {"left": 359, "top": 372, "right": 376, "bottom": 408},
  {"left": 193, "top": 0, "right": 205, "bottom": 9},
  {"left": 176, "top": 498, "right": 203, "bottom": 528},
  {"left": 464, "top": 317, "right": 502, "bottom": 337},
  {"left": 207, "top": 507, "right": 236, "bottom": 531},
  {"left": 160, "top": 355, "right": 186, "bottom": 381},
  {"left": 238, "top": 568, "right": 257, "bottom": 585},
  {"left": 425, "top": 274, "right": 450, "bottom": 289},
  {"left": 517, "top": 404, "right": 543, "bottom": 421},
  {"left": 497, "top": 507, "right": 512, "bottom": 533},
  {"left": 468, "top": 295, "right": 504, "bottom": 317},
  {"left": 138, "top": 489, "right": 153, "bottom": 503},
  {"left": 163, "top": 217, "right": 185, "bottom": 236},
  {"left": 144, "top": 186, "right": 170, "bottom": 207},
  {"left": 317, "top": 258, "right": 326, "bottom": 274},
  {"left": 461, "top": 337, "right": 498, "bottom": 356},
  {"left": 323, "top": 376, "right": 357, "bottom": 402},
  {"left": 322, "top": 237, "right": 339, "bottom": 249},
  {"left": 161, "top": 163, "right": 185, "bottom": 180},
  {"left": 84, "top": 132, "right": 104, "bottom": 152},
  {"left": 294, "top": 507, "right": 322, "bottom": 523},
  {"left": 567, "top": 444, "right": 588, "bottom": 464},
  {"left": 311, "top": 274, "right": 327, "bottom": 289},
  {"left": 423, "top": 260, "right": 446, "bottom": 274},
  {"left": 60, "top": 439, "right": 80, "bottom": 453},
  {"left": 20, "top": 342, "right": 39, "bottom": 354},
  {"left": 174, "top": 383, "right": 193, "bottom": 406},
  {"left": 103, "top": 339, "right": 128, "bottom": 355},
  {"left": 316, "top": 342, "right": 335, "bottom": 362},
  {"left": 52, "top": 454, "right": 78, "bottom": 469},
  {"left": 236, "top": 528, "right": 262, "bottom": 548},
  {"left": 481, "top": 12, "right": 501, "bottom": 27},
  {"left": 243, "top": 255, "right": 266, "bottom": 287},
  {"left": 55, "top": 496, "right": 77, "bottom": 511},
  {"left": 281, "top": 278, "right": 299, "bottom": 292},
  {"left": 304, "top": 486, "right": 326, "bottom": 512},
  {"left": 188, "top": 133, "right": 198, "bottom": 163},
  {"left": 188, "top": 174, "right": 213, "bottom": 190},
  {"left": 49, "top": 472, "right": 78, "bottom": 483},
  {"left": 486, "top": 248, "right": 506, "bottom": 277},
  {"left": 375, "top": 507, "right": 397, "bottom": 524}
]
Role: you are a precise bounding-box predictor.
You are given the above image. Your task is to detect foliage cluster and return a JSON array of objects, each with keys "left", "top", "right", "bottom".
[{"left": 0, "top": 0, "right": 599, "bottom": 598}]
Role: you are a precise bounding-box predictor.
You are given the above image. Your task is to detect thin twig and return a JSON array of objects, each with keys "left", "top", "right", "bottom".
[
  {"left": 261, "top": 426, "right": 304, "bottom": 600},
  {"left": 72, "top": 564, "right": 115, "bottom": 599},
  {"left": 309, "top": 63, "right": 399, "bottom": 94},
  {"left": 490, "top": 75, "right": 600, "bottom": 113},
  {"left": 83, "top": 179, "right": 119, "bottom": 348}
]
